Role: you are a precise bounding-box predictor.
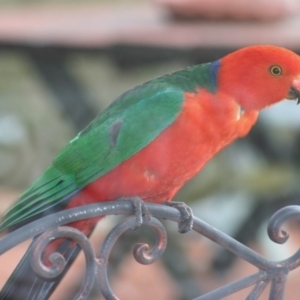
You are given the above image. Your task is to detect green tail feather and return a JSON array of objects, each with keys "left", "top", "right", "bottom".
[{"left": 0, "top": 166, "right": 77, "bottom": 232}]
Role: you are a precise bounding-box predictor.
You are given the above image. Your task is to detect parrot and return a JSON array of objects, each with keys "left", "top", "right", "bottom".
[{"left": 1, "top": 45, "right": 300, "bottom": 300}]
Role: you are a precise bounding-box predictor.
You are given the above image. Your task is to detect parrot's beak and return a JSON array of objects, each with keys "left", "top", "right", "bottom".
[{"left": 287, "top": 79, "right": 300, "bottom": 104}]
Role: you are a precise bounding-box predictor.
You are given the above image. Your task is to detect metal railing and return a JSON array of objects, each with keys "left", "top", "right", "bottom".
[{"left": 0, "top": 200, "right": 300, "bottom": 300}]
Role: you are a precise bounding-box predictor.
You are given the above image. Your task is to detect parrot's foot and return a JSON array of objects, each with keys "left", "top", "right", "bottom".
[
  {"left": 164, "top": 201, "right": 193, "bottom": 233},
  {"left": 126, "top": 197, "right": 151, "bottom": 229},
  {"left": 132, "top": 197, "right": 151, "bottom": 228}
]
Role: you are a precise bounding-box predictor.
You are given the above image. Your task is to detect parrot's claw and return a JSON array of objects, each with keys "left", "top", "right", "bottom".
[
  {"left": 132, "top": 197, "right": 151, "bottom": 228},
  {"left": 128, "top": 197, "right": 151, "bottom": 229},
  {"left": 164, "top": 201, "right": 193, "bottom": 233}
]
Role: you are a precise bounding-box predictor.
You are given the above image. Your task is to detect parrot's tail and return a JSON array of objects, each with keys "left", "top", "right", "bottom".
[{"left": 0, "top": 229, "right": 94, "bottom": 300}]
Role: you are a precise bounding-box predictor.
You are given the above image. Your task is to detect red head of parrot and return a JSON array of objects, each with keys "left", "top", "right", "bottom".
[{"left": 218, "top": 45, "right": 300, "bottom": 110}]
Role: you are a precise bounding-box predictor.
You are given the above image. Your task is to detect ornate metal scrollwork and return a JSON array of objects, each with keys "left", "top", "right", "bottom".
[
  {"left": 1, "top": 200, "right": 300, "bottom": 300},
  {"left": 97, "top": 216, "right": 167, "bottom": 300},
  {"left": 30, "top": 227, "right": 97, "bottom": 299}
]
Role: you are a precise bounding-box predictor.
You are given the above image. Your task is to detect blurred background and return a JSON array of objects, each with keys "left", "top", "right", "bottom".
[{"left": 1, "top": 0, "right": 300, "bottom": 299}]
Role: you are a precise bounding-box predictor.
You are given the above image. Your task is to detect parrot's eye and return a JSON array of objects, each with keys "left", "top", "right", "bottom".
[{"left": 269, "top": 65, "right": 282, "bottom": 76}]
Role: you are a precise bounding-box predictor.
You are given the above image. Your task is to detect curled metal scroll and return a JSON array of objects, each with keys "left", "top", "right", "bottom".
[
  {"left": 30, "top": 226, "right": 97, "bottom": 299},
  {"left": 1, "top": 201, "right": 300, "bottom": 300},
  {"left": 268, "top": 205, "right": 300, "bottom": 244},
  {"left": 96, "top": 216, "right": 167, "bottom": 300}
]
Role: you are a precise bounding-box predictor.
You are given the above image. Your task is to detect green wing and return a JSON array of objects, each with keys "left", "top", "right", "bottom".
[
  {"left": 0, "top": 82, "right": 185, "bottom": 231},
  {"left": 0, "top": 61, "right": 219, "bottom": 231}
]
